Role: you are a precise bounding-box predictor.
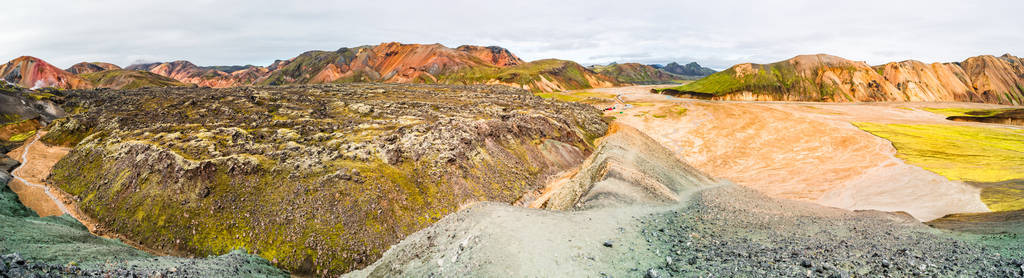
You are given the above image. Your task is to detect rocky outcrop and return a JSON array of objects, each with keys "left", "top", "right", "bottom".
[
  {"left": 0, "top": 56, "right": 92, "bottom": 90},
  {"left": 535, "top": 123, "right": 715, "bottom": 210},
  {"left": 46, "top": 83, "right": 607, "bottom": 276},
  {"left": 66, "top": 62, "right": 121, "bottom": 75},
  {"left": 658, "top": 54, "right": 1024, "bottom": 105},
  {"left": 589, "top": 63, "right": 681, "bottom": 84},
  {"left": 0, "top": 82, "right": 64, "bottom": 127}
]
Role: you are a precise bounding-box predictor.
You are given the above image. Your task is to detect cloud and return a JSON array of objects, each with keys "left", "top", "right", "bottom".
[{"left": 1, "top": 0, "right": 1020, "bottom": 70}]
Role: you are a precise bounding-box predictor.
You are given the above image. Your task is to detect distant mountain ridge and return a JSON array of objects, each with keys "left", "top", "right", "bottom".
[
  {"left": 0, "top": 43, "right": 649, "bottom": 92},
  {"left": 656, "top": 62, "right": 717, "bottom": 77},
  {"left": 589, "top": 63, "right": 681, "bottom": 84},
  {"left": 125, "top": 60, "right": 252, "bottom": 88},
  {"left": 658, "top": 54, "right": 1024, "bottom": 105}
]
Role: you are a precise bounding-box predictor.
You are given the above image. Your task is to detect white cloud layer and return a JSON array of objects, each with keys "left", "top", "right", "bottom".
[{"left": 2, "top": 0, "right": 1021, "bottom": 70}]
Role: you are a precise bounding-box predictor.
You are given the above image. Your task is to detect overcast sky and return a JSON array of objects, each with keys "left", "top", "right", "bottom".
[{"left": 2, "top": 0, "right": 1021, "bottom": 70}]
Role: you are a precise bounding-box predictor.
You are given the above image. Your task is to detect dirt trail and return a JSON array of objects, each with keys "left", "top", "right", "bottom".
[
  {"left": 6, "top": 132, "right": 69, "bottom": 217},
  {"left": 582, "top": 85, "right": 1010, "bottom": 221}
]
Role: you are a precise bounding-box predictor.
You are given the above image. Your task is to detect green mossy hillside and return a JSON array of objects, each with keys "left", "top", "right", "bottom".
[
  {"left": 81, "top": 69, "right": 190, "bottom": 90},
  {"left": 655, "top": 62, "right": 829, "bottom": 100},
  {"left": 47, "top": 83, "right": 608, "bottom": 276},
  {"left": 439, "top": 59, "right": 618, "bottom": 92},
  {"left": 589, "top": 63, "right": 680, "bottom": 84}
]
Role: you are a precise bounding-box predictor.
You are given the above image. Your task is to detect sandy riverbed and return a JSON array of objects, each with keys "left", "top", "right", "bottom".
[
  {"left": 6, "top": 131, "right": 70, "bottom": 217},
  {"left": 579, "top": 85, "right": 1014, "bottom": 221}
]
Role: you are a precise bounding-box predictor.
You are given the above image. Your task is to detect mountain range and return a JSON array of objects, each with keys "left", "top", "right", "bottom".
[
  {"left": 588, "top": 62, "right": 715, "bottom": 84},
  {"left": 0, "top": 43, "right": 630, "bottom": 92},
  {"left": 3, "top": 45, "right": 1023, "bottom": 105},
  {"left": 658, "top": 54, "right": 1024, "bottom": 105}
]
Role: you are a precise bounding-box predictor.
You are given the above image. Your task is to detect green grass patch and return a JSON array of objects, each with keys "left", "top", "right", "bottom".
[
  {"left": 921, "top": 108, "right": 1008, "bottom": 117},
  {"left": 855, "top": 122, "right": 1024, "bottom": 212},
  {"left": 854, "top": 123, "right": 1024, "bottom": 183},
  {"left": 535, "top": 93, "right": 586, "bottom": 102},
  {"left": 8, "top": 130, "right": 36, "bottom": 142},
  {"left": 673, "top": 107, "right": 688, "bottom": 116},
  {"left": 980, "top": 181, "right": 1024, "bottom": 212},
  {"left": 572, "top": 91, "right": 616, "bottom": 99}
]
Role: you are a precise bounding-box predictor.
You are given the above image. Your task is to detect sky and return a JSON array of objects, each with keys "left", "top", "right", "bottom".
[{"left": 2, "top": 0, "right": 1021, "bottom": 70}]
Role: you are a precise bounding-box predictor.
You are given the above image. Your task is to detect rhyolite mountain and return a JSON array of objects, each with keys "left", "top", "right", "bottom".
[
  {"left": 80, "top": 69, "right": 191, "bottom": 90},
  {"left": 117, "top": 42, "right": 614, "bottom": 92},
  {"left": 259, "top": 42, "right": 616, "bottom": 92},
  {"left": 658, "top": 54, "right": 1024, "bottom": 105},
  {"left": 66, "top": 62, "right": 121, "bottom": 75},
  {"left": 256, "top": 42, "right": 514, "bottom": 85},
  {"left": 0, "top": 56, "right": 92, "bottom": 89},
  {"left": 126, "top": 60, "right": 257, "bottom": 88},
  {"left": 589, "top": 62, "right": 681, "bottom": 84}
]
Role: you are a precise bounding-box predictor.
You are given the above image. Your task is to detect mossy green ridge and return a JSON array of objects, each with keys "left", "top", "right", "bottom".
[
  {"left": 260, "top": 48, "right": 366, "bottom": 85},
  {"left": 6, "top": 129, "right": 35, "bottom": 142},
  {"left": 1, "top": 167, "right": 287, "bottom": 276},
  {"left": 588, "top": 63, "right": 680, "bottom": 84},
  {"left": 854, "top": 122, "right": 1024, "bottom": 211},
  {"left": 47, "top": 83, "right": 607, "bottom": 276},
  {"left": 438, "top": 59, "right": 617, "bottom": 92},
  {"left": 654, "top": 56, "right": 867, "bottom": 101},
  {"left": 81, "top": 69, "right": 190, "bottom": 90}
]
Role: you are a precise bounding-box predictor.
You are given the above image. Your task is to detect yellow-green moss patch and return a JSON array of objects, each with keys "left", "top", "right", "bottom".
[
  {"left": 8, "top": 130, "right": 36, "bottom": 142},
  {"left": 922, "top": 108, "right": 1009, "bottom": 117},
  {"left": 855, "top": 122, "right": 1024, "bottom": 211},
  {"left": 854, "top": 123, "right": 1024, "bottom": 183}
]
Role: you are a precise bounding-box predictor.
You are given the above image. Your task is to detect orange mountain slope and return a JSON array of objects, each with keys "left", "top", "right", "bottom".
[{"left": 0, "top": 56, "right": 92, "bottom": 89}]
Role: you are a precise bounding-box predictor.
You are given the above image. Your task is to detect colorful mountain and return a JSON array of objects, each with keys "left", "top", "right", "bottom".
[
  {"left": 454, "top": 45, "right": 524, "bottom": 67},
  {"left": 657, "top": 54, "right": 1024, "bottom": 105},
  {"left": 126, "top": 61, "right": 252, "bottom": 88},
  {"left": 0, "top": 56, "right": 92, "bottom": 89},
  {"left": 260, "top": 42, "right": 519, "bottom": 85},
  {"left": 80, "top": 69, "right": 190, "bottom": 90},
  {"left": 259, "top": 42, "right": 615, "bottom": 92},
  {"left": 66, "top": 62, "right": 121, "bottom": 75}
]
